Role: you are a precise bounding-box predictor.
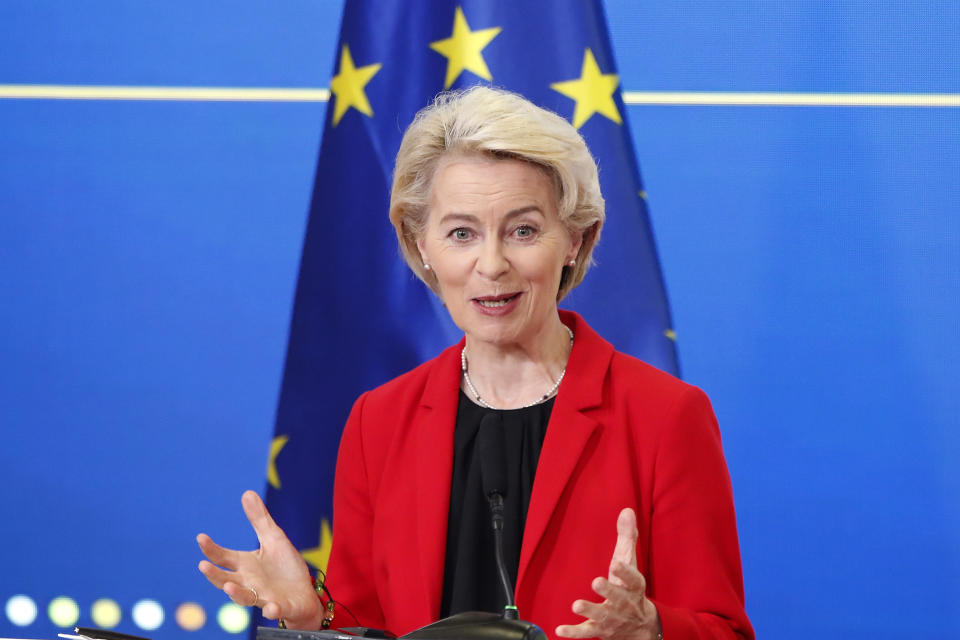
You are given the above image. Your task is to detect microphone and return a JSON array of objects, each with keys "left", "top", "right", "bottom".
[
  {"left": 477, "top": 413, "right": 517, "bottom": 620},
  {"left": 402, "top": 412, "right": 545, "bottom": 640}
]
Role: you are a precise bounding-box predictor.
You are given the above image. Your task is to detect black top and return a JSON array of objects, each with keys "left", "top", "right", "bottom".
[{"left": 440, "top": 389, "right": 555, "bottom": 617}]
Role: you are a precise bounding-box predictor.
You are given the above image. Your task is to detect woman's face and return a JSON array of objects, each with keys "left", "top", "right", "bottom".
[{"left": 417, "top": 155, "right": 581, "bottom": 348}]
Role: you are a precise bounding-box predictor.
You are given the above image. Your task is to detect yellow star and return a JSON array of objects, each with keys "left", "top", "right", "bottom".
[
  {"left": 429, "top": 6, "right": 502, "bottom": 89},
  {"left": 301, "top": 518, "right": 333, "bottom": 574},
  {"left": 267, "top": 435, "right": 289, "bottom": 489},
  {"left": 550, "top": 48, "right": 622, "bottom": 129},
  {"left": 329, "top": 44, "right": 382, "bottom": 126},
  {"left": 664, "top": 329, "right": 677, "bottom": 341}
]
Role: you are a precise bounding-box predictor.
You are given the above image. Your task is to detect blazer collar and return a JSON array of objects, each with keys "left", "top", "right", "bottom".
[{"left": 555, "top": 309, "right": 615, "bottom": 410}]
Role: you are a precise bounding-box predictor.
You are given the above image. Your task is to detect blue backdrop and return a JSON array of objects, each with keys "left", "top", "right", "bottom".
[{"left": 1, "top": 2, "right": 957, "bottom": 639}]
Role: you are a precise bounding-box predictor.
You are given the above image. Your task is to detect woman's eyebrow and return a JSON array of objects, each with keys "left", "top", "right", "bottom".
[
  {"left": 436, "top": 206, "right": 542, "bottom": 226},
  {"left": 436, "top": 212, "right": 479, "bottom": 226},
  {"left": 505, "top": 205, "right": 543, "bottom": 218}
]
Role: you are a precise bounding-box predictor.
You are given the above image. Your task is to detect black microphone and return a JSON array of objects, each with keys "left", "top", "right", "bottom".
[
  {"left": 400, "top": 413, "right": 545, "bottom": 640},
  {"left": 477, "top": 413, "right": 517, "bottom": 620}
]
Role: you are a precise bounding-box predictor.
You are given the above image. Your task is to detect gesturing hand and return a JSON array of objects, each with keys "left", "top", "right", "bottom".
[
  {"left": 555, "top": 508, "right": 661, "bottom": 640},
  {"left": 197, "top": 490, "right": 322, "bottom": 629}
]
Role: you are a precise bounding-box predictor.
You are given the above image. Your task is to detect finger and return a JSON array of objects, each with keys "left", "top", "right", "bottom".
[
  {"left": 261, "top": 601, "right": 281, "bottom": 621},
  {"left": 610, "top": 508, "right": 638, "bottom": 568},
  {"left": 197, "top": 560, "right": 238, "bottom": 589},
  {"left": 223, "top": 580, "right": 259, "bottom": 608},
  {"left": 241, "top": 490, "right": 281, "bottom": 544},
  {"left": 570, "top": 598, "right": 605, "bottom": 623},
  {"left": 608, "top": 508, "right": 638, "bottom": 586},
  {"left": 555, "top": 621, "right": 600, "bottom": 639},
  {"left": 197, "top": 533, "right": 240, "bottom": 570},
  {"left": 594, "top": 575, "right": 640, "bottom": 609},
  {"left": 608, "top": 561, "right": 647, "bottom": 593},
  {"left": 591, "top": 576, "right": 632, "bottom": 609}
]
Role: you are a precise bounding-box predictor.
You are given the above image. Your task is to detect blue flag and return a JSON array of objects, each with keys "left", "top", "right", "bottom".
[{"left": 260, "top": 0, "right": 678, "bottom": 626}]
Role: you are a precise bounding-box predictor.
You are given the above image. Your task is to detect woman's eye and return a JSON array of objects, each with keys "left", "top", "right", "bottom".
[
  {"left": 451, "top": 228, "right": 471, "bottom": 241},
  {"left": 514, "top": 225, "right": 536, "bottom": 238}
]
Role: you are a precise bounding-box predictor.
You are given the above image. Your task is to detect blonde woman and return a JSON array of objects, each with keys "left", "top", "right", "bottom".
[{"left": 199, "top": 86, "right": 753, "bottom": 640}]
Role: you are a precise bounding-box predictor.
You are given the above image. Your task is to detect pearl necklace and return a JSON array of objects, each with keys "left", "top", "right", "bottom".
[{"left": 461, "top": 325, "right": 574, "bottom": 410}]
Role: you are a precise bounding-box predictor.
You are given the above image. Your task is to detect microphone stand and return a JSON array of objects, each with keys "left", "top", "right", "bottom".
[
  {"left": 398, "top": 414, "right": 545, "bottom": 640},
  {"left": 486, "top": 491, "right": 518, "bottom": 620}
]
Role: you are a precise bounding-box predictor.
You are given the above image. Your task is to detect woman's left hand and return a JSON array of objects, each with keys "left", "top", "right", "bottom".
[{"left": 555, "top": 508, "right": 662, "bottom": 640}]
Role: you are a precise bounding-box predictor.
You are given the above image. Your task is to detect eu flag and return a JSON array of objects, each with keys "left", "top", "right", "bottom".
[{"left": 260, "top": 0, "right": 678, "bottom": 627}]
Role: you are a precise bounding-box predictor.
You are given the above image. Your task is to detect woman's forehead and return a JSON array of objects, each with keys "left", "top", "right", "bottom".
[{"left": 430, "top": 156, "right": 555, "bottom": 208}]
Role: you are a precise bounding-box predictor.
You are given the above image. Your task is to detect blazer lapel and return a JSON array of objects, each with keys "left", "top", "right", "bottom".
[
  {"left": 517, "top": 409, "right": 599, "bottom": 590},
  {"left": 414, "top": 341, "right": 463, "bottom": 621},
  {"left": 516, "top": 311, "right": 613, "bottom": 592}
]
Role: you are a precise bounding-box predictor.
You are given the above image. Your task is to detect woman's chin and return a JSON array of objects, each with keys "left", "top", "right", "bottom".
[
  {"left": 463, "top": 319, "right": 521, "bottom": 347},
  {"left": 463, "top": 317, "right": 543, "bottom": 350}
]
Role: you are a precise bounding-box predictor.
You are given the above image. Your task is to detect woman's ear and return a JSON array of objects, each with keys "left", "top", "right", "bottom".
[
  {"left": 416, "top": 237, "right": 429, "bottom": 268},
  {"left": 566, "top": 228, "right": 584, "bottom": 264}
]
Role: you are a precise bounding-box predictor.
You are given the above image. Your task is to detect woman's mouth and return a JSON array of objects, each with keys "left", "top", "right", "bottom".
[
  {"left": 476, "top": 293, "right": 519, "bottom": 307},
  {"left": 472, "top": 292, "right": 522, "bottom": 314}
]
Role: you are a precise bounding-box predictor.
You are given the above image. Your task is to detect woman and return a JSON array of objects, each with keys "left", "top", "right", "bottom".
[{"left": 198, "top": 86, "right": 754, "bottom": 640}]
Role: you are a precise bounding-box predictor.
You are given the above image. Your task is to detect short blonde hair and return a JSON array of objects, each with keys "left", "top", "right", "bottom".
[{"left": 389, "top": 85, "right": 605, "bottom": 301}]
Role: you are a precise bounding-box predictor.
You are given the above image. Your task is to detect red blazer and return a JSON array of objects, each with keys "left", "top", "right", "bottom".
[{"left": 325, "top": 311, "right": 754, "bottom": 640}]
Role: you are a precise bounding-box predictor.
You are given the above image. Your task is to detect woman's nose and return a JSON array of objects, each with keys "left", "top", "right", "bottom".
[{"left": 475, "top": 239, "right": 509, "bottom": 279}]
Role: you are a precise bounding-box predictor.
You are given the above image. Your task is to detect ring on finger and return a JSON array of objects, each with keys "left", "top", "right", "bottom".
[{"left": 247, "top": 587, "right": 259, "bottom": 608}]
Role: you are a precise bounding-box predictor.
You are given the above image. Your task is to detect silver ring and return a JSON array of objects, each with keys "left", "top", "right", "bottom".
[{"left": 248, "top": 587, "right": 259, "bottom": 608}]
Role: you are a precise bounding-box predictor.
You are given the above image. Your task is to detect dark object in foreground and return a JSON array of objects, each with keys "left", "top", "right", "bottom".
[
  {"left": 256, "top": 611, "right": 545, "bottom": 640},
  {"left": 72, "top": 627, "right": 151, "bottom": 640},
  {"left": 403, "top": 611, "right": 545, "bottom": 640}
]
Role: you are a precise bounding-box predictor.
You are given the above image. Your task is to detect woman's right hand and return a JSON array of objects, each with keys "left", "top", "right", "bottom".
[{"left": 197, "top": 490, "right": 323, "bottom": 629}]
